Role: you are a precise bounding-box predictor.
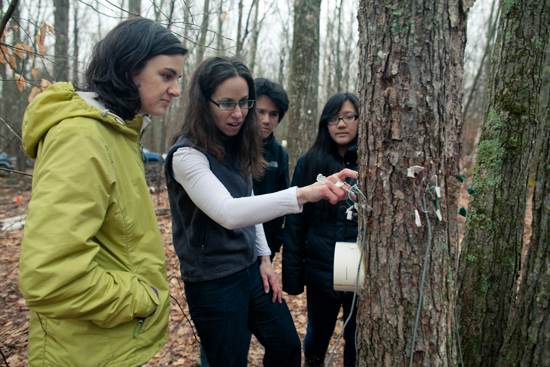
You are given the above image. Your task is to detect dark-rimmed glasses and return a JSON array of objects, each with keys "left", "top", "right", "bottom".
[
  {"left": 209, "top": 99, "right": 255, "bottom": 111},
  {"left": 327, "top": 114, "right": 359, "bottom": 125}
]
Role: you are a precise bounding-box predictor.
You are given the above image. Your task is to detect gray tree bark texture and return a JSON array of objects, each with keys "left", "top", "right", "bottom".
[
  {"left": 53, "top": 0, "right": 69, "bottom": 82},
  {"left": 356, "top": 0, "right": 471, "bottom": 365},
  {"left": 457, "top": 1, "right": 550, "bottom": 366},
  {"left": 286, "top": 0, "right": 322, "bottom": 174}
]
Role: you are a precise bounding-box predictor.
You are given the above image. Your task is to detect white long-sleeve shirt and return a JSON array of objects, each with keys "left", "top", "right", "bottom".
[{"left": 172, "top": 147, "right": 302, "bottom": 256}]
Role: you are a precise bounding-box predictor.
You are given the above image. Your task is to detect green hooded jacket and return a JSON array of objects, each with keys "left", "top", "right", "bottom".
[{"left": 19, "top": 82, "right": 169, "bottom": 366}]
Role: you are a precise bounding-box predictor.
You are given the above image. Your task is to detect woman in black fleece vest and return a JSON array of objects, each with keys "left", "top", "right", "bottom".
[{"left": 165, "top": 56, "right": 357, "bottom": 367}]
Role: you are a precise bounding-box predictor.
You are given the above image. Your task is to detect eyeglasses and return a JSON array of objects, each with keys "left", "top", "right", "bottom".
[
  {"left": 209, "top": 99, "right": 255, "bottom": 111},
  {"left": 327, "top": 114, "right": 359, "bottom": 125}
]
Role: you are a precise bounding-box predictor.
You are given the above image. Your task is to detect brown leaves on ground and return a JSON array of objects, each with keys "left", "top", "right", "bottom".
[{"left": 0, "top": 172, "right": 347, "bottom": 366}]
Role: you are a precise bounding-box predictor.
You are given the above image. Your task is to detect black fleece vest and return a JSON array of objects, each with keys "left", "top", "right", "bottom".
[{"left": 165, "top": 136, "right": 257, "bottom": 283}]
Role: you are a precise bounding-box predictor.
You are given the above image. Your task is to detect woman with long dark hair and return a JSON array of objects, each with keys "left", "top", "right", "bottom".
[
  {"left": 164, "top": 57, "right": 356, "bottom": 367},
  {"left": 283, "top": 93, "right": 360, "bottom": 367},
  {"left": 19, "top": 18, "right": 187, "bottom": 367}
]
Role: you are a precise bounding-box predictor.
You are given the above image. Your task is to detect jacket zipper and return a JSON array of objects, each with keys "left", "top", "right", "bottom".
[
  {"left": 133, "top": 318, "right": 144, "bottom": 337},
  {"left": 200, "top": 222, "right": 208, "bottom": 262}
]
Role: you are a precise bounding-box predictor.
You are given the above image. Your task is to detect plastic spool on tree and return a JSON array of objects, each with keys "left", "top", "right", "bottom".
[{"left": 333, "top": 241, "right": 365, "bottom": 293}]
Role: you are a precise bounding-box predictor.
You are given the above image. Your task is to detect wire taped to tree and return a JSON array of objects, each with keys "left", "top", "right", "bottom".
[
  {"left": 324, "top": 219, "right": 368, "bottom": 367},
  {"left": 408, "top": 192, "right": 433, "bottom": 367}
]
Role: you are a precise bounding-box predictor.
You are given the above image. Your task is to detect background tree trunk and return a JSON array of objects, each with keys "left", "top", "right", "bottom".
[
  {"left": 333, "top": 0, "right": 343, "bottom": 93},
  {"left": 216, "top": 0, "right": 224, "bottom": 55},
  {"left": 128, "top": 0, "right": 140, "bottom": 17},
  {"left": 457, "top": 1, "right": 550, "bottom": 366},
  {"left": 248, "top": 0, "right": 260, "bottom": 76},
  {"left": 356, "top": 0, "right": 470, "bottom": 365},
  {"left": 286, "top": 0, "right": 322, "bottom": 174},
  {"left": 53, "top": 0, "right": 69, "bottom": 82},
  {"left": 72, "top": 0, "right": 79, "bottom": 86},
  {"left": 195, "top": 0, "right": 210, "bottom": 67},
  {"left": 236, "top": 0, "right": 244, "bottom": 57}
]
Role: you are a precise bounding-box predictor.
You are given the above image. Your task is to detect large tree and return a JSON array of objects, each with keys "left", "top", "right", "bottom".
[
  {"left": 286, "top": 0, "right": 322, "bottom": 173},
  {"left": 457, "top": 1, "right": 550, "bottom": 365},
  {"left": 356, "top": 0, "right": 471, "bottom": 365}
]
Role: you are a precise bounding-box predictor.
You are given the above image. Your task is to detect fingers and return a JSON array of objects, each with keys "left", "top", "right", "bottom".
[
  {"left": 333, "top": 168, "right": 358, "bottom": 182},
  {"left": 261, "top": 270, "right": 270, "bottom": 294},
  {"left": 324, "top": 177, "right": 350, "bottom": 203},
  {"left": 269, "top": 276, "right": 283, "bottom": 303}
]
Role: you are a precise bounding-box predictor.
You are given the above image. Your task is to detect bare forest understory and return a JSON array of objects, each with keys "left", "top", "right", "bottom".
[{"left": 0, "top": 164, "right": 533, "bottom": 366}]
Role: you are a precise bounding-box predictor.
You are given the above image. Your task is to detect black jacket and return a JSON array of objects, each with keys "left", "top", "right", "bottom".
[
  {"left": 165, "top": 136, "right": 257, "bottom": 283},
  {"left": 253, "top": 133, "right": 290, "bottom": 255},
  {"left": 282, "top": 144, "right": 358, "bottom": 298}
]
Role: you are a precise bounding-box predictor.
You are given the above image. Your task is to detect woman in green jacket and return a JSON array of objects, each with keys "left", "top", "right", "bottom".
[{"left": 19, "top": 18, "right": 187, "bottom": 367}]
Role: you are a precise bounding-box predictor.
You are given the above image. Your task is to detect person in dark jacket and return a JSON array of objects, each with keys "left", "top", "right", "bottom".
[
  {"left": 283, "top": 93, "right": 360, "bottom": 367},
  {"left": 164, "top": 57, "right": 358, "bottom": 367},
  {"left": 253, "top": 78, "right": 290, "bottom": 261}
]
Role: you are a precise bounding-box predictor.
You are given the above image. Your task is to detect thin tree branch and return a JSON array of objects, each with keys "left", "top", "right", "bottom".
[{"left": 0, "top": 0, "right": 19, "bottom": 43}]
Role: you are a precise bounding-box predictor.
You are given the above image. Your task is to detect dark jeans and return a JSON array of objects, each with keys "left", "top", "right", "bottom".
[
  {"left": 185, "top": 260, "right": 301, "bottom": 367},
  {"left": 304, "top": 287, "right": 357, "bottom": 359}
]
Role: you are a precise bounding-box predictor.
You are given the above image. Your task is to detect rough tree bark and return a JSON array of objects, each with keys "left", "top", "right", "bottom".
[
  {"left": 286, "top": 0, "right": 322, "bottom": 174},
  {"left": 457, "top": 1, "right": 550, "bottom": 366},
  {"left": 497, "top": 110, "right": 550, "bottom": 367},
  {"left": 356, "top": 0, "right": 471, "bottom": 365},
  {"left": 53, "top": 0, "right": 69, "bottom": 82}
]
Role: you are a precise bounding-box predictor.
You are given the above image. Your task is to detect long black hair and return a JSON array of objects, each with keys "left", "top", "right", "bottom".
[
  {"left": 86, "top": 18, "right": 188, "bottom": 121},
  {"left": 299, "top": 92, "right": 359, "bottom": 188},
  {"left": 176, "top": 56, "right": 266, "bottom": 183}
]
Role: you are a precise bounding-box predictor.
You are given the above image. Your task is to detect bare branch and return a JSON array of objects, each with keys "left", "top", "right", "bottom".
[
  {"left": 0, "top": 0, "right": 19, "bottom": 43},
  {"left": 0, "top": 167, "right": 32, "bottom": 177}
]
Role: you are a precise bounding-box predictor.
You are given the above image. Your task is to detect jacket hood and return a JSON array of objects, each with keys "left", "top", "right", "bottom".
[{"left": 22, "top": 82, "right": 145, "bottom": 159}]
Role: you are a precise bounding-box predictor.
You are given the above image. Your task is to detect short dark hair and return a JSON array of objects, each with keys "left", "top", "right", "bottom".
[
  {"left": 254, "top": 78, "right": 289, "bottom": 122},
  {"left": 176, "top": 56, "right": 266, "bottom": 183},
  {"left": 86, "top": 18, "right": 187, "bottom": 121}
]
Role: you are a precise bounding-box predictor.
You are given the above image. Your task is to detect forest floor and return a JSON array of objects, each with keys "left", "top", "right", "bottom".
[{"left": 0, "top": 165, "right": 533, "bottom": 367}]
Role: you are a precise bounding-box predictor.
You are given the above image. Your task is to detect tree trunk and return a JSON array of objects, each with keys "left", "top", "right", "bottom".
[
  {"left": 342, "top": 7, "right": 353, "bottom": 92},
  {"left": 321, "top": 2, "right": 333, "bottom": 102},
  {"left": 497, "top": 109, "right": 550, "bottom": 367},
  {"left": 195, "top": 0, "right": 210, "bottom": 67},
  {"left": 153, "top": 0, "right": 166, "bottom": 22},
  {"left": 236, "top": 0, "right": 244, "bottom": 57},
  {"left": 216, "top": 0, "right": 224, "bottom": 56},
  {"left": 72, "top": 0, "right": 79, "bottom": 86},
  {"left": 333, "top": 0, "right": 343, "bottom": 93},
  {"left": 356, "top": 0, "right": 470, "bottom": 365},
  {"left": 183, "top": 0, "right": 191, "bottom": 50},
  {"left": 53, "top": 0, "right": 69, "bottom": 82},
  {"left": 128, "top": 0, "right": 141, "bottom": 17},
  {"left": 457, "top": 1, "right": 550, "bottom": 366},
  {"left": 248, "top": 0, "right": 260, "bottom": 76},
  {"left": 286, "top": 0, "right": 322, "bottom": 174}
]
